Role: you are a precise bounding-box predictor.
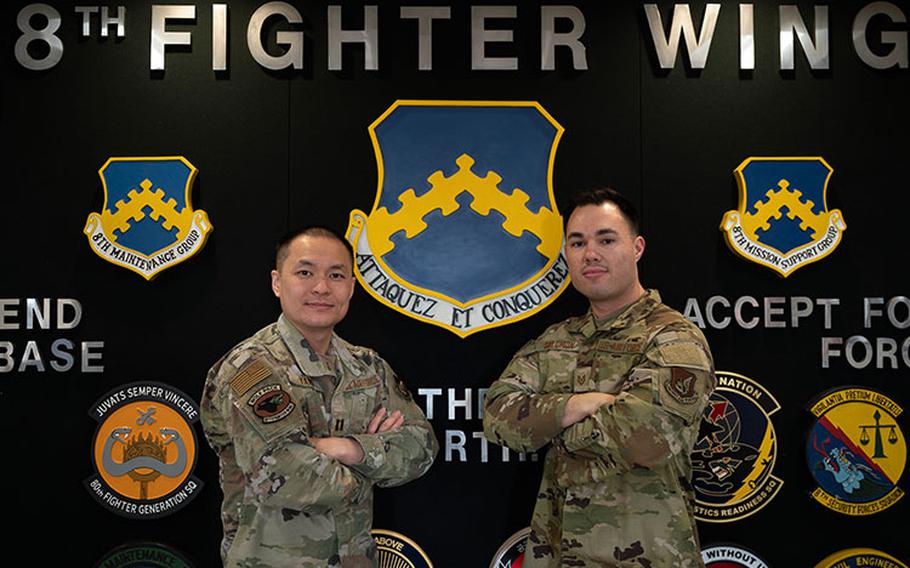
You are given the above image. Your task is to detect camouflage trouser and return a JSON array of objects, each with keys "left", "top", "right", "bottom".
[{"left": 525, "top": 460, "right": 704, "bottom": 568}]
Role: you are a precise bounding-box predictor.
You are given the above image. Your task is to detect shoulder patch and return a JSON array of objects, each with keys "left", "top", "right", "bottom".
[
  {"left": 248, "top": 384, "right": 296, "bottom": 424},
  {"left": 665, "top": 367, "right": 699, "bottom": 405},
  {"left": 230, "top": 358, "right": 273, "bottom": 397},
  {"left": 652, "top": 339, "right": 711, "bottom": 370}
]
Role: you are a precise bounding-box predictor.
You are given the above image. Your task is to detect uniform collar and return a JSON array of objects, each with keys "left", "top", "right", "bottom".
[
  {"left": 276, "top": 315, "right": 363, "bottom": 378},
  {"left": 573, "top": 289, "right": 662, "bottom": 338}
]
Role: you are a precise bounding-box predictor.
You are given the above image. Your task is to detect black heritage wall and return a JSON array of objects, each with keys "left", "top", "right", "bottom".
[{"left": 2, "top": 1, "right": 908, "bottom": 567}]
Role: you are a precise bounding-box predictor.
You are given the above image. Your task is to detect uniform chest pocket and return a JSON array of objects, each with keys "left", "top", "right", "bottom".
[
  {"left": 336, "top": 375, "right": 383, "bottom": 434},
  {"left": 538, "top": 349, "right": 578, "bottom": 393},
  {"left": 591, "top": 340, "right": 645, "bottom": 393}
]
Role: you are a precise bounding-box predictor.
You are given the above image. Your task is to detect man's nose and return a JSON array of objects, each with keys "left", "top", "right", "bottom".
[
  {"left": 311, "top": 275, "right": 330, "bottom": 293},
  {"left": 583, "top": 242, "right": 600, "bottom": 261}
]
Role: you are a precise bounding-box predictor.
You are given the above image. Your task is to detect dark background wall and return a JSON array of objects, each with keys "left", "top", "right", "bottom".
[{"left": 2, "top": 1, "right": 907, "bottom": 566}]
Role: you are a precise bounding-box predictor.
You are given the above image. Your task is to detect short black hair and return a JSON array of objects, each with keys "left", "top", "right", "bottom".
[
  {"left": 567, "top": 187, "right": 641, "bottom": 235},
  {"left": 275, "top": 226, "right": 355, "bottom": 270}
]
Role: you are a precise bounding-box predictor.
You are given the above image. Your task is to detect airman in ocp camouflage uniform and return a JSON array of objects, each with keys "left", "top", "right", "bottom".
[
  {"left": 484, "top": 189, "right": 715, "bottom": 567},
  {"left": 201, "top": 227, "right": 437, "bottom": 568}
]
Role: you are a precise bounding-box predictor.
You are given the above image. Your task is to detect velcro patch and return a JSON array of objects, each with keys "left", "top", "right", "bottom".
[
  {"left": 230, "top": 358, "right": 273, "bottom": 396},
  {"left": 247, "top": 384, "right": 296, "bottom": 424}
]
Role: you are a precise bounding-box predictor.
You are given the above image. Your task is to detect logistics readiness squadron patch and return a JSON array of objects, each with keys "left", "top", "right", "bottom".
[
  {"left": 814, "top": 548, "right": 908, "bottom": 568},
  {"left": 84, "top": 382, "right": 203, "bottom": 519},
  {"left": 93, "top": 542, "right": 195, "bottom": 568},
  {"left": 84, "top": 156, "right": 212, "bottom": 280},
  {"left": 489, "top": 527, "right": 529, "bottom": 568},
  {"left": 806, "top": 386, "right": 905, "bottom": 516},
  {"left": 701, "top": 543, "right": 769, "bottom": 568},
  {"left": 371, "top": 529, "right": 433, "bottom": 568},
  {"left": 720, "top": 157, "right": 845, "bottom": 277},
  {"left": 347, "top": 100, "right": 569, "bottom": 337},
  {"left": 692, "top": 371, "right": 783, "bottom": 522}
]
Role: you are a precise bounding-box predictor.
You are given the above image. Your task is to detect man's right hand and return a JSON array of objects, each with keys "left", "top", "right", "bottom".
[
  {"left": 367, "top": 407, "right": 403, "bottom": 434},
  {"left": 561, "top": 392, "right": 615, "bottom": 428}
]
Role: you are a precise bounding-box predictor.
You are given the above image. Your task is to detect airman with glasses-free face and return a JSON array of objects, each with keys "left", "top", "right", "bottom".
[
  {"left": 202, "top": 227, "right": 438, "bottom": 568},
  {"left": 484, "top": 188, "right": 716, "bottom": 567}
]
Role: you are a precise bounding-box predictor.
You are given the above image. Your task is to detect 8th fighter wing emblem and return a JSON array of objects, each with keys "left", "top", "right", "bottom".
[{"left": 347, "top": 100, "right": 569, "bottom": 337}]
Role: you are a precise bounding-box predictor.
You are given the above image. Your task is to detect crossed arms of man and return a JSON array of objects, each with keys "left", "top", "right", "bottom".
[
  {"left": 202, "top": 351, "right": 437, "bottom": 516},
  {"left": 483, "top": 329, "right": 714, "bottom": 474}
]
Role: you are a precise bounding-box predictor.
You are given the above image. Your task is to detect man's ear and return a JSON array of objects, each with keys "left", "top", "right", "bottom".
[
  {"left": 633, "top": 235, "right": 646, "bottom": 261},
  {"left": 270, "top": 270, "right": 281, "bottom": 298}
]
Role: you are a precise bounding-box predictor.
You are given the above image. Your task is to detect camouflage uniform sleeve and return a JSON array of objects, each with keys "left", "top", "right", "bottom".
[
  {"left": 201, "top": 354, "right": 368, "bottom": 516},
  {"left": 561, "top": 327, "right": 715, "bottom": 471},
  {"left": 347, "top": 356, "right": 438, "bottom": 487},
  {"left": 483, "top": 341, "right": 575, "bottom": 453},
  {"left": 200, "top": 360, "right": 243, "bottom": 561}
]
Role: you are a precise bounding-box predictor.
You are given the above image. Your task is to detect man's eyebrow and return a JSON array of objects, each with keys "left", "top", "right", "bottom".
[
  {"left": 292, "top": 259, "right": 349, "bottom": 271},
  {"left": 567, "top": 228, "right": 618, "bottom": 239}
]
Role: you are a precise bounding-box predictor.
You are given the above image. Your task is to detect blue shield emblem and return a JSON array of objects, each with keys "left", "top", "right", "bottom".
[
  {"left": 720, "top": 157, "right": 846, "bottom": 277},
  {"left": 84, "top": 157, "right": 212, "bottom": 280},
  {"left": 347, "top": 101, "right": 569, "bottom": 337}
]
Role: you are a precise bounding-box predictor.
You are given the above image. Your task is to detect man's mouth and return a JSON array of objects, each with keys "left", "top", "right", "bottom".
[{"left": 582, "top": 266, "right": 607, "bottom": 278}]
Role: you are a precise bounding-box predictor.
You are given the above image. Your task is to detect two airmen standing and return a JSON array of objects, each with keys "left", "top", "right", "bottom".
[{"left": 201, "top": 188, "right": 714, "bottom": 567}]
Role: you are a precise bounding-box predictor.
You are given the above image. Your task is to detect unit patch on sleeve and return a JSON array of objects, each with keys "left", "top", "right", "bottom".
[{"left": 248, "top": 384, "right": 296, "bottom": 424}]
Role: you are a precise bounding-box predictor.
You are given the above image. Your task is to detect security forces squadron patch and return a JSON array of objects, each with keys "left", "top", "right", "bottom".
[
  {"left": 701, "top": 543, "right": 769, "bottom": 567},
  {"left": 84, "top": 156, "right": 213, "bottom": 280},
  {"left": 347, "top": 101, "right": 569, "bottom": 337},
  {"left": 814, "top": 548, "right": 908, "bottom": 568},
  {"left": 84, "top": 382, "right": 203, "bottom": 519},
  {"left": 806, "top": 387, "right": 905, "bottom": 516},
  {"left": 720, "top": 157, "right": 845, "bottom": 277},
  {"left": 692, "top": 371, "right": 783, "bottom": 522},
  {"left": 489, "top": 527, "right": 529, "bottom": 568},
  {"left": 372, "top": 529, "right": 433, "bottom": 568}
]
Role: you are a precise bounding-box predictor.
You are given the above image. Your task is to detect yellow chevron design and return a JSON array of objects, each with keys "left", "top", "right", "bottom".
[
  {"left": 740, "top": 179, "right": 829, "bottom": 241},
  {"left": 366, "top": 153, "right": 562, "bottom": 259},
  {"left": 102, "top": 179, "right": 193, "bottom": 241}
]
